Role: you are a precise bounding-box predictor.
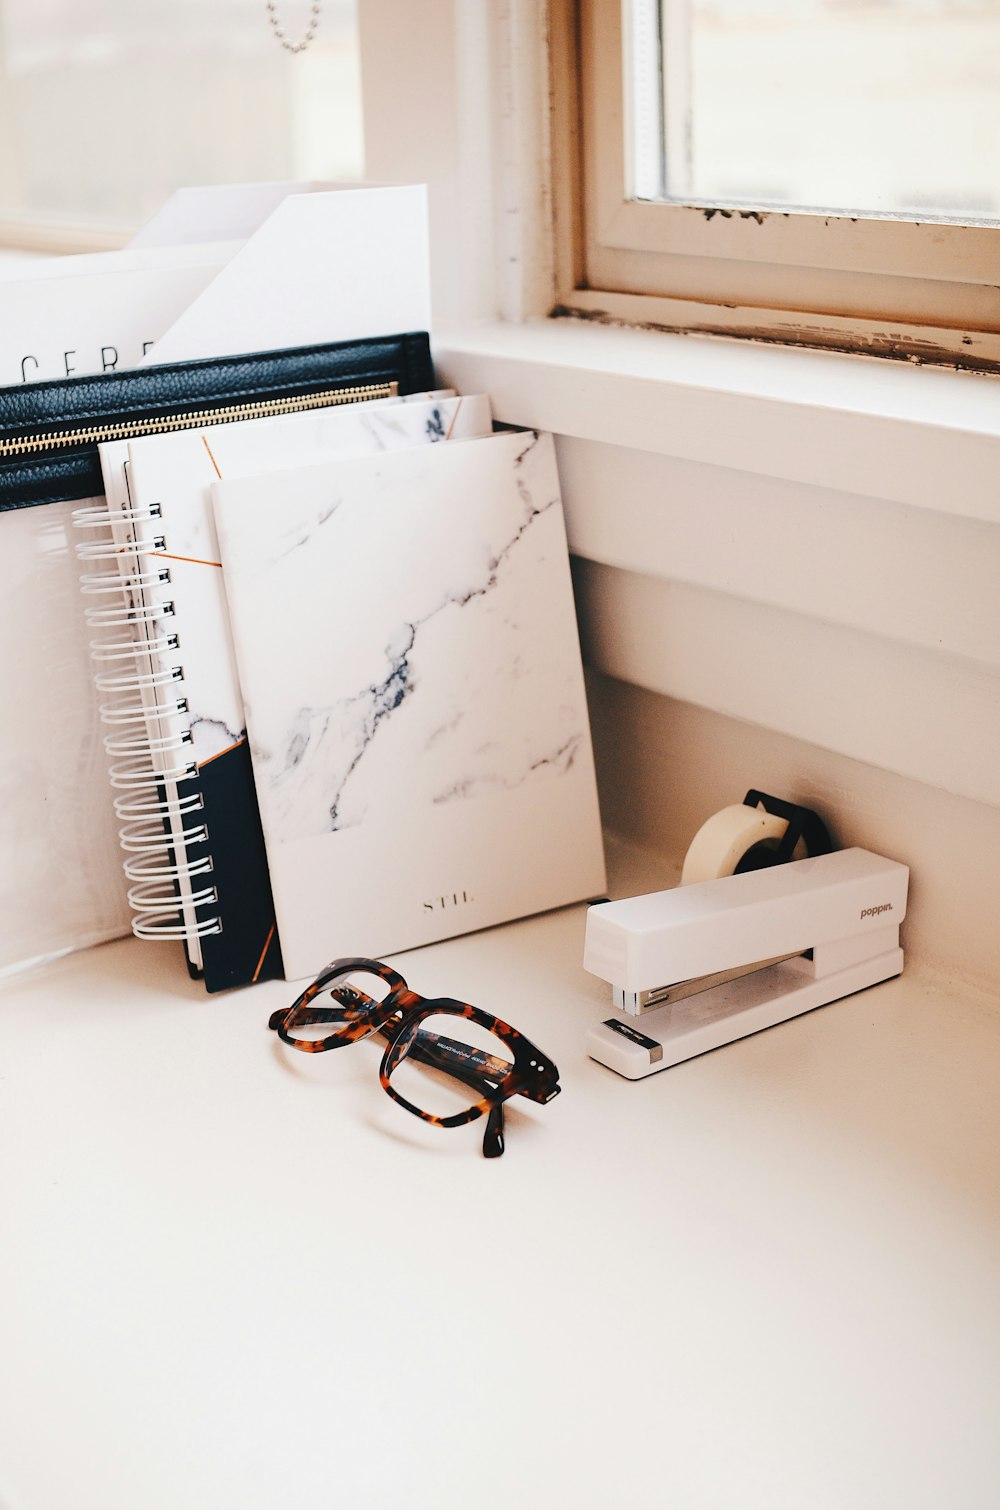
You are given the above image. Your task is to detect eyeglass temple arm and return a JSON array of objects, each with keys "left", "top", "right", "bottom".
[{"left": 482, "top": 1101, "right": 505, "bottom": 1158}]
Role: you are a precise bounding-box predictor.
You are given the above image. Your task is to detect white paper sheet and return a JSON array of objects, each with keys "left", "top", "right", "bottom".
[
  {"left": 127, "top": 180, "right": 335, "bottom": 250},
  {"left": 142, "top": 186, "right": 431, "bottom": 367}
]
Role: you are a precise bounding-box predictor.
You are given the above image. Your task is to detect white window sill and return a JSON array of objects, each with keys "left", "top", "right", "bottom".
[{"left": 434, "top": 317, "right": 1000, "bottom": 525}]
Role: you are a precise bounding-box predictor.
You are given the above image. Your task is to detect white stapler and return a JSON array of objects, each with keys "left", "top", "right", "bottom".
[{"left": 584, "top": 848, "right": 908, "bottom": 1078}]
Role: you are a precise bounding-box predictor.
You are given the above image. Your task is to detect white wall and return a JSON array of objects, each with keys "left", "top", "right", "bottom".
[{"left": 562, "top": 439, "right": 1000, "bottom": 807}]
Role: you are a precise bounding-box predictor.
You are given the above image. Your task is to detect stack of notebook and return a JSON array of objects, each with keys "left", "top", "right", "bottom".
[{"left": 99, "top": 395, "right": 606, "bottom": 987}]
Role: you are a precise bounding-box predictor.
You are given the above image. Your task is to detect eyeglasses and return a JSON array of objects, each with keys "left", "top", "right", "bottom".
[{"left": 268, "top": 957, "right": 562, "bottom": 1158}]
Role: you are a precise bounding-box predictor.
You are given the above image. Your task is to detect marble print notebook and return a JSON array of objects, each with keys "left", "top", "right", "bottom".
[
  {"left": 109, "top": 391, "right": 492, "bottom": 991},
  {"left": 211, "top": 428, "right": 607, "bottom": 980}
]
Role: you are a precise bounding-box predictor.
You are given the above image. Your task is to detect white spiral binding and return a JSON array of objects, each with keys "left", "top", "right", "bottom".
[
  {"left": 73, "top": 498, "right": 222, "bottom": 944},
  {"left": 86, "top": 598, "right": 176, "bottom": 629},
  {"left": 124, "top": 852, "right": 214, "bottom": 884},
  {"left": 103, "top": 728, "right": 194, "bottom": 759},
  {"left": 114, "top": 790, "right": 205, "bottom": 820},
  {"left": 95, "top": 664, "right": 185, "bottom": 694},
  {"left": 127, "top": 879, "right": 219, "bottom": 913},
  {"left": 90, "top": 629, "right": 180, "bottom": 662},
  {"left": 99, "top": 693, "right": 189, "bottom": 727},
  {"left": 76, "top": 531, "right": 165, "bottom": 561},
  {"left": 131, "top": 910, "right": 222, "bottom": 941},
  {"left": 108, "top": 753, "right": 198, "bottom": 789},
  {"left": 80, "top": 565, "right": 173, "bottom": 594},
  {"left": 118, "top": 820, "right": 210, "bottom": 853}
]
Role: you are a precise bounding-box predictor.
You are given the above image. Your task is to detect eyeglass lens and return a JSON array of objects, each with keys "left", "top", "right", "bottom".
[
  {"left": 389, "top": 1012, "right": 515, "bottom": 1118},
  {"left": 286, "top": 965, "right": 393, "bottom": 1043}
]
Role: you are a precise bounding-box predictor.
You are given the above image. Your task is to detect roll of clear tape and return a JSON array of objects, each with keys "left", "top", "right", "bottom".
[{"left": 680, "top": 804, "right": 789, "bottom": 885}]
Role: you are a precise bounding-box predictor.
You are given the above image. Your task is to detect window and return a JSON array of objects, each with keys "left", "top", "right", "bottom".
[
  {"left": 0, "top": 0, "right": 364, "bottom": 252},
  {"left": 552, "top": 0, "right": 1000, "bottom": 369}
]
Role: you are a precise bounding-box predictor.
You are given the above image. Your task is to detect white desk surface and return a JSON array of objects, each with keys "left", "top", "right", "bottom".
[{"left": 2, "top": 842, "right": 998, "bottom": 1510}]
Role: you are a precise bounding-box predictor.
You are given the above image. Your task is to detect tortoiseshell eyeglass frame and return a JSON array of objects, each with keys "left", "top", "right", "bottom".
[{"left": 268, "top": 956, "right": 561, "bottom": 1158}]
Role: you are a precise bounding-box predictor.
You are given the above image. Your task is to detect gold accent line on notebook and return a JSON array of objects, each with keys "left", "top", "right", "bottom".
[
  {"left": 444, "top": 395, "right": 463, "bottom": 441},
  {"left": 252, "top": 924, "right": 277, "bottom": 984},
  {"left": 197, "top": 736, "right": 246, "bottom": 769},
  {"left": 156, "top": 552, "right": 223, "bottom": 569},
  {"left": 0, "top": 381, "right": 400, "bottom": 458},
  {"left": 201, "top": 434, "right": 223, "bottom": 480}
]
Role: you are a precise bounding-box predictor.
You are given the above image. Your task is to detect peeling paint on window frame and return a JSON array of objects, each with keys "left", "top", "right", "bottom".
[{"left": 551, "top": 0, "right": 1000, "bottom": 375}]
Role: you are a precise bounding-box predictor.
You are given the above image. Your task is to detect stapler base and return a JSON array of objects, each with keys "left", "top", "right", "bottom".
[{"left": 587, "top": 939, "right": 903, "bottom": 1080}]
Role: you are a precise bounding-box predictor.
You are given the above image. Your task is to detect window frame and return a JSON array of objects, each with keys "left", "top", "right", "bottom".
[{"left": 552, "top": 0, "right": 1000, "bottom": 372}]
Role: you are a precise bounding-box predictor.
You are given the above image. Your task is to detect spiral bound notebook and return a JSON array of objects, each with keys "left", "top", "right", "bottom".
[
  {"left": 87, "top": 391, "right": 493, "bottom": 992},
  {"left": 211, "top": 428, "right": 608, "bottom": 980}
]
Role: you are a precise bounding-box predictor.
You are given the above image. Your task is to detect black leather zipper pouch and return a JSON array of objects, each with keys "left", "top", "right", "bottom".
[{"left": 0, "top": 329, "right": 434, "bottom": 511}]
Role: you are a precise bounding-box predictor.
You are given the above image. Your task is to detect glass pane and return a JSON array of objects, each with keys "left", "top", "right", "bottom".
[
  {"left": 0, "top": 0, "right": 363, "bottom": 230},
  {"left": 388, "top": 1013, "right": 514, "bottom": 1120},
  {"left": 629, "top": 0, "right": 1000, "bottom": 221}
]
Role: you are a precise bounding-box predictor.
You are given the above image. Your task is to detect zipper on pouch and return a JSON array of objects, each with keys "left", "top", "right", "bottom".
[{"left": 0, "top": 380, "right": 400, "bottom": 459}]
